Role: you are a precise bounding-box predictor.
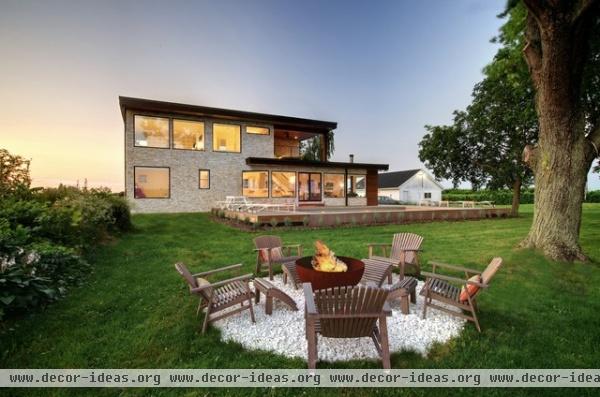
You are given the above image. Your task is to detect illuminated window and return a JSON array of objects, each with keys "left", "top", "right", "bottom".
[
  {"left": 324, "top": 174, "right": 345, "bottom": 198},
  {"left": 199, "top": 170, "right": 210, "bottom": 189},
  {"left": 243, "top": 171, "right": 268, "bottom": 198},
  {"left": 347, "top": 175, "right": 366, "bottom": 198},
  {"left": 213, "top": 123, "right": 241, "bottom": 152},
  {"left": 174, "top": 119, "right": 204, "bottom": 150},
  {"left": 134, "top": 167, "right": 169, "bottom": 198},
  {"left": 134, "top": 116, "right": 169, "bottom": 148},
  {"left": 271, "top": 172, "right": 296, "bottom": 198},
  {"left": 247, "top": 126, "right": 270, "bottom": 135}
]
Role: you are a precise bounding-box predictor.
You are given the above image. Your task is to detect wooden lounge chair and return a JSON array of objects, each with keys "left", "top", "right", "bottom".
[
  {"left": 359, "top": 259, "right": 394, "bottom": 287},
  {"left": 367, "top": 233, "right": 424, "bottom": 279},
  {"left": 175, "top": 263, "right": 255, "bottom": 334},
  {"left": 420, "top": 257, "right": 503, "bottom": 332},
  {"left": 303, "top": 283, "right": 392, "bottom": 369},
  {"left": 254, "top": 235, "right": 302, "bottom": 280}
]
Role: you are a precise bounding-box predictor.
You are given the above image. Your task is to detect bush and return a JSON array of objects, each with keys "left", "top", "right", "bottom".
[
  {"left": 586, "top": 190, "right": 600, "bottom": 203},
  {"left": 0, "top": 185, "right": 132, "bottom": 319}
]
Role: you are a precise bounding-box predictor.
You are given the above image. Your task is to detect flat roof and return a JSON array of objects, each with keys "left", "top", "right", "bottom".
[
  {"left": 246, "top": 157, "right": 389, "bottom": 171},
  {"left": 119, "top": 96, "right": 337, "bottom": 132}
]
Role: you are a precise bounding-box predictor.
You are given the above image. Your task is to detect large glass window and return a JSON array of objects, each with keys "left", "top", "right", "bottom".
[
  {"left": 347, "top": 175, "right": 366, "bottom": 198},
  {"left": 199, "top": 170, "right": 210, "bottom": 189},
  {"left": 134, "top": 167, "right": 169, "bottom": 198},
  {"left": 271, "top": 172, "right": 296, "bottom": 198},
  {"left": 298, "top": 172, "right": 322, "bottom": 201},
  {"left": 174, "top": 119, "right": 204, "bottom": 150},
  {"left": 243, "top": 171, "right": 268, "bottom": 197},
  {"left": 134, "top": 115, "right": 169, "bottom": 148},
  {"left": 323, "top": 174, "right": 345, "bottom": 198},
  {"left": 247, "top": 126, "right": 270, "bottom": 135},
  {"left": 213, "top": 123, "right": 241, "bottom": 152}
]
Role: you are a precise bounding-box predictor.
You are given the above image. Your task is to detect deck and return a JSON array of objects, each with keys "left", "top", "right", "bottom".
[{"left": 214, "top": 205, "right": 512, "bottom": 227}]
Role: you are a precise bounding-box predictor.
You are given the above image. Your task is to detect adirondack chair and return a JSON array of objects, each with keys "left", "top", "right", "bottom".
[
  {"left": 175, "top": 263, "right": 255, "bottom": 334},
  {"left": 420, "top": 257, "right": 503, "bottom": 332},
  {"left": 254, "top": 235, "right": 302, "bottom": 280},
  {"left": 367, "top": 233, "right": 424, "bottom": 279},
  {"left": 303, "top": 283, "right": 392, "bottom": 369},
  {"left": 359, "top": 259, "right": 394, "bottom": 287}
]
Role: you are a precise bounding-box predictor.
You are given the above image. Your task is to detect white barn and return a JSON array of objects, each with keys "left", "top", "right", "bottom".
[{"left": 378, "top": 169, "right": 444, "bottom": 204}]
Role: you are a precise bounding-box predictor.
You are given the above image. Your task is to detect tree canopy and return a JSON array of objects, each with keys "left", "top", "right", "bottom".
[{"left": 419, "top": 3, "right": 537, "bottom": 213}]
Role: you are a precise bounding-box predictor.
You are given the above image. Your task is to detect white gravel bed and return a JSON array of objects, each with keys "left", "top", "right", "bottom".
[{"left": 213, "top": 274, "right": 465, "bottom": 363}]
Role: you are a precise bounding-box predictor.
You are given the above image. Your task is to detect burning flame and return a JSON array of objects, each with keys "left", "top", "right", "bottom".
[{"left": 311, "top": 240, "right": 348, "bottom": 272}]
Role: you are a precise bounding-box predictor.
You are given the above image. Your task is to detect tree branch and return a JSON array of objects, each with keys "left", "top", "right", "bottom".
[
  {"left": 523, "top": 12, "right": 543, "bottom": 88},
  {"left": 523, "top": 144, "right": 538, "bottom": 171},
  {"left": 522, "top": 0, "right": 547, "bottom": 21},
  {"left": 588, "top": 123, "right": 600, "bottom": 159},
  {"left": 572, "top": 0, "right": 599, "bottom": 24}
]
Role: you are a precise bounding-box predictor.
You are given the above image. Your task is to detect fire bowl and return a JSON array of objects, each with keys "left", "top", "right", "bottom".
[{"left": 295, "top": 256, "right": 365, "bottom": 290}]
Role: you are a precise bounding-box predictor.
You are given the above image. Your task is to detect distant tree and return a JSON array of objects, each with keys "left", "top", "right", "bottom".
[
  {"left": 0, "top": 148, "right": 31, "bottom": 196},
  {"left": 301, "top": 131, "right": 335, "bottom": 161},
  {"left": 419, "top": 3, "right": 537, "bottom": 216},
  {"left": 519, "top": 0, "right": 600, "bottom": 261}
]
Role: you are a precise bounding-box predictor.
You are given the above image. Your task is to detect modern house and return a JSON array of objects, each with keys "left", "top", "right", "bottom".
[
  {"left": 120, "top": 97, "right": 389, "bottom": 213},
  {"left": 377, "top": 169, "right": 443, "bottom": 204}
]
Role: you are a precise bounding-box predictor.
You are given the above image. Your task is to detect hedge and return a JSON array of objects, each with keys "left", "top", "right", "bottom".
[{"left": 442, "top": 189, "right": 600, "bottom": 205}]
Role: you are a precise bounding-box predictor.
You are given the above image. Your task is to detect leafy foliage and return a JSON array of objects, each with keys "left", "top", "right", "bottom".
[
  {"left": 0, "top": 148, "right": 31, "bottom": 197},
  {"left": 419, "top": 3, "right": 536, "bottom": 196},
  {"left": 0, "top": 149, "right": 132, "bottom": 319}
]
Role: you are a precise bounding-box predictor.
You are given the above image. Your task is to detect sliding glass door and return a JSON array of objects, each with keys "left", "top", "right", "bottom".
[{"left": 298, "top": 172, "right": 322, "bottom": 201}]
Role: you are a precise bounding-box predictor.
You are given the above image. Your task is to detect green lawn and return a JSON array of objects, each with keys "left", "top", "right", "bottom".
[{"left": 2, "top": 204, "right": 600, "bottom": 397}]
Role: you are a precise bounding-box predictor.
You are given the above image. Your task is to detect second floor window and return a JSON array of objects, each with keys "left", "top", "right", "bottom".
[
  {"left": 213, "top": 123, "right": 241, "bottom": 152},
  {"left": 134, "top": 115, "right": 169, "bottom": 148},
  {"left": 174, "top": 120, "right": 204, "bottom": 150},
  {"left": 247, "top": 126, "right": 270, "bottom": 135}
]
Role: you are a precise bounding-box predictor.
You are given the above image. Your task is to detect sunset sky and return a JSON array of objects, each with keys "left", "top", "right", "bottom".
[{"left": 2, "top": 0, "right": 598, "bottom": 191}]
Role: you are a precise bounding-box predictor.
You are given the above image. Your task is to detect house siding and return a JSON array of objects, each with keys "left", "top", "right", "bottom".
[{"left": 124, "top": 109, "right": 368, "bottom": 212}]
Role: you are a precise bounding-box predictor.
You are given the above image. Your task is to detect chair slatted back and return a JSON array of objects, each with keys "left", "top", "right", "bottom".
[
  {"left": 360, "top": 262, "right": 392, "bottom": 287},
  {"left": 254, "top": 235, "right": 283, "bottom": 263},
  {"left": 390, "top": 233, "right": 423, "bottom": 264},
  {"left": 175, "top": 262, "right": 211, "bottom": 301},
  {"left": 314, "top": 285, "right": 389, "bottom": 338},
  {"left": 480, "top": 257, "right": 503, "bottom": 286},
  {"left": 253, "top": 235, "right": 283, "bottom": 250}
]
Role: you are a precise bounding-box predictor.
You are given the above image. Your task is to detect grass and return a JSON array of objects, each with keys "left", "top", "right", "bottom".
[{"left": 1, "top": 204, "right": 600, "bottom": 397}]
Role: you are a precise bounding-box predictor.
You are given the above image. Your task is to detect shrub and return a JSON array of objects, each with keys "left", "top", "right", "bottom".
[
  {"left": 586, "top": 190, "right": 600, "bottom": 203},
  {"left": 302, "top": 216, "right": 310, "bottom": 227},
  {"left": 270, "top": 218, "right": 279, "bottom": 228},
  {"left": 0, "top": 264, "right": 57, "bottom": 316},
  {"left": 350, "top": 215, "right": 358, "bottom": 226},
  {"left": 283, "top": 217, "right": 293, "bottom": 227}
]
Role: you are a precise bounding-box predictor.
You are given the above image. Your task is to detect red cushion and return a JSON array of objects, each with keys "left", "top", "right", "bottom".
[{"left": 459, "top": 275, "right": 481, "bottom": 302}]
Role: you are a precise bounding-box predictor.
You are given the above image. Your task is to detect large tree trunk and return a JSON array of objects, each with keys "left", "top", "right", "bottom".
[
  {"left": 520, "top": 0, "right": 599, "bottom": 261},
  {"left": 511, "top": 176, "right": 521, "bottom": 217}
]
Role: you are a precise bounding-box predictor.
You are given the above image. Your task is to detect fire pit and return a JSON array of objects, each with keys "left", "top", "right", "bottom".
[{"left": 295, "top": 256, "right": 365, "bottom": 290}]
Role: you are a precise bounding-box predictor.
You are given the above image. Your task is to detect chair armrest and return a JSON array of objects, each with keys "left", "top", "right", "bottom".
[
  {"left": 253, "top": 247, "right": 272, "bottom": 252},
  {"left": 401, "top": 248, "right": 423, "bottom": 252},
  {"left": 303, "top": 283, "right": 318, "bottom": 315},
  {"left": 382, "top": 300, "right": 392, "bottom": 316},
  {"left": 421, "top": 271, "right": 488, "bottom": 288},
  {"left": 191, "top": 273, "right": 254, "bottom": 292},
  {"left": 428, "top": 261, "right": 480, "bottom": 275},
  {"left": 193, "top": 263, "right": 243, "bottom": 277},
  {"left": 283, "top": 244, "right": 302, "bottom": 254}
]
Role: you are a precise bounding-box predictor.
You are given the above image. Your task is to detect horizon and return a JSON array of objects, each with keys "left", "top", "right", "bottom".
[{"left": 1, "top": 0, "right": 599, "bottom": 191}]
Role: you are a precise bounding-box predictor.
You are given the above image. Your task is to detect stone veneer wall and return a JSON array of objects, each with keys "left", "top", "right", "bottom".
[{"left": 124, "top": 109, "right": 367, "bottom": 213}]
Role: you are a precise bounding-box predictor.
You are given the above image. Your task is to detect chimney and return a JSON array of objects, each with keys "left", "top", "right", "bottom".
[{"left": 349, "top": 154, "right": 354, "bottom": 163}]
